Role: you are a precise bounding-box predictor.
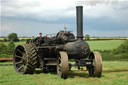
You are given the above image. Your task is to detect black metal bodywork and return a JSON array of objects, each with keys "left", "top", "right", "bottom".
[
  {"left": 33, "top": 32, "right": 90, "bottom": 59},
  {"left": 28, "top": 31, "right": 92, "bottom": 71},
  {"left": 26, "top": 6, "right": 91, "bottom": 70}
]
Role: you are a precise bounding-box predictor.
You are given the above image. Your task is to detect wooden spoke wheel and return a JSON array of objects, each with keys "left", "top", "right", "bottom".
[
  {"left": 13, "top": 44, "right": 38, "bottom": 74},
  {"left": 88, "top": 51, "right": 102, "bottom": 77},
  {"left": 57, "top": 51, "right": 69, "bottom": 79}
]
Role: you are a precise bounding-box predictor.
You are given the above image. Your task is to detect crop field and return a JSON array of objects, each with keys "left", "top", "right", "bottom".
[
  {"left": 87, "top": 40, "right": 125, "bottom": 50},
  {"left": 0, "top": 61, "right": 128, "bottom": 85},
  {"left": 0, "top": 37, "right": 32, "bottom": 41},
  {"left": 3, "top": 41, "right": 26, "bottom": 46},
  {"left": 2, "top": 40, "right": 124, "bottom": 50},
  {"left": 1, "top": 40, "right": 124, "bottom": 58}
]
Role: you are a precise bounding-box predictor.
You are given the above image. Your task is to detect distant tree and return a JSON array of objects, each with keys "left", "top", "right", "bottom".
[
  {"left": 112, "top": 40, "right": 128, "bottom": 54},
  {"left": 85, "top": 34, "right": 90, "bottom": 40},
  {"left": 32, "top": 36, "right": 35, "bottom": 39},
  {"left": 3, "top": 37, "right": 8, "bottom": 41},
  {"left": 0, "top": 42, "right": 7, "bottom": 54},
  {"left": 7, "top": 41, "right": 15, "bottom": 54},
  {"left": 8, "top": 33, "right": 19, "bottom": 42}
]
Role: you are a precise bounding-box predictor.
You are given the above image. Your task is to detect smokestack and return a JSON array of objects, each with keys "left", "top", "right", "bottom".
[{"left": 76, "top": 6, "right": 83, "bottom": 40}]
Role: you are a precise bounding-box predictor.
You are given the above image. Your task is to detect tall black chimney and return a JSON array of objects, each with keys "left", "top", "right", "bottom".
[{"left": 76, "top": 6, "right": 83, "bottom": 40}]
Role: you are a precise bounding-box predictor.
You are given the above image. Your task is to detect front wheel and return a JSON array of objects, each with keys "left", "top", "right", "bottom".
[
  {"left": 57, "top": 51, "right": 69, "bottom": 79},
  {"left": 88, "top": 51, "right": 102, "bottom": 77}
]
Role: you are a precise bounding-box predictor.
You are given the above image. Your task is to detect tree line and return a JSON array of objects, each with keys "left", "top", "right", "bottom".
[
  {"left": 0, "top": 41, "right": 15, "bottom": 58},
  {"left": 0, "top": 33, "right": 18, "bottom": 57},
  {"left": 97, "top": 40, "right": 128, "bottom": 61}
]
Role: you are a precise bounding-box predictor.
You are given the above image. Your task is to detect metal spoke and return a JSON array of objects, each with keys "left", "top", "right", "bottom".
[
  {"left": 15, "top": 61, "right": 23, "bottom": 65},
  {"left": 15, "top": 55, "right": 22, "bottom": 59},
  {"left": 17, "top": 65, "right": 24, "bottom": 71},
  {"left": 17, "top": 49, "right": 23, "bottom": 55}
]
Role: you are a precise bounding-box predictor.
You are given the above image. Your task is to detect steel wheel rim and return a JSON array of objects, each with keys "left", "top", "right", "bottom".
[
  {"left": 93, "top": 51, "right": 102, "bottom": 77},
  {"left": 57, "top": 51, "right": 69, "bottom": 79},
  {"left": 57, "top": 56, "right": 62, "bottom": 77},
  {"left": 13, "top": 45, "right": 27, "bottom": 74}
]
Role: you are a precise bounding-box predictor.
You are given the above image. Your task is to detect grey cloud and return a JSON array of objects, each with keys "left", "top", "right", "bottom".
[
  {"left": 0, "top": 17, "right": 74, "bottom": 37},
  {"left": 1, "top": 0, "right": 128, "bottom": 22},
  {"left": 1, "top": 0, "right": 75, "bottom": 21},
  {"left": 1, "top": 0, "right": 128, "bottom": 37}
]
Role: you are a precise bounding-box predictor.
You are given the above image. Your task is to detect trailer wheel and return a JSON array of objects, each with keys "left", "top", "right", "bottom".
[
  {"left": 13, "top": 44, "right": 38, "bottom": 74},
  {"left": 57, "top": 51, "right": 69, "bottom": 79},
  {"left": 88, "top": 51, "right": 102, "bottom": 77}
]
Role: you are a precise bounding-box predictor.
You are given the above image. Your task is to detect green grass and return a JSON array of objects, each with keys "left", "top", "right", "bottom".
[
  {"left": 3, "top": 41, "right": 26, "bottom": 46},
  {"left": 0, "top": 61, "right": 128, "bottom": 85},
  {"left": 87, "top": 40, "right": 124, "bottom": 50}
]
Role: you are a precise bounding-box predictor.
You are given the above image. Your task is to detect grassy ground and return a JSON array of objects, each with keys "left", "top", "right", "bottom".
[
  {"left": 0, "top": 40, "right": 127, "bottom": 85},
  {"left": 0, "top": 61, "right": 128, "bottom": 85},
  {"left": 87, "top": 40, "right": 124, "bottom": 50}
]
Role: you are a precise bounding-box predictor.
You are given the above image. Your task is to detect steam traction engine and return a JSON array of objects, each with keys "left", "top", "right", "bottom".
[{"left": 13, "top": 6, "right": 102, "bottom": 79}]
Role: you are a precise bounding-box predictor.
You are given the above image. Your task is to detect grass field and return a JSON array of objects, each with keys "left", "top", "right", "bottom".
[
  {"left": 0, "top": 37, "right": 32, "bottom": 41},
  {"left": 3, "top": 41, "right": 26, "bottom": 46},
  {"left": 0, "top": 61, "right": 128, "bottom": 85},
  {"left": 2, "top": 40, "right": 124, "bottom": 50},
  {"left": 0, "top": 40, "right": 125, "bottom": 58},
  {"left": 87, "top": 40, "right": 125, "bottom": 50}
]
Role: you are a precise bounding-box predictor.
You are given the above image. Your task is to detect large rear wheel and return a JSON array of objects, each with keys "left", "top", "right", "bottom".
[
  {"left": 13, "top": 44, "right": 38, "bottom": 74},
  {"left": 57, "top": 51, "right": 69, "bottom": 79}
]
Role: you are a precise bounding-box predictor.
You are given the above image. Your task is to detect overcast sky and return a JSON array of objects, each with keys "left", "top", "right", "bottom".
[{"left": 0, "top": 0, "right": 128, "bottom": 37}]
